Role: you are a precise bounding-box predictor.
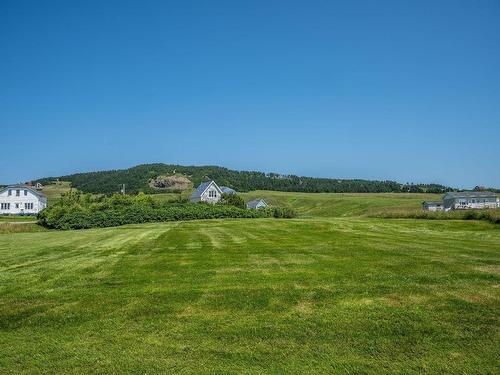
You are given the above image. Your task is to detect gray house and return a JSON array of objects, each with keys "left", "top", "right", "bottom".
[
  {"left": 443, "top": 191, "right": 498, "bottom": 211},
  {"left": 190, "top": 181, "right": 223, "bottom": 203},
  {"left": 422, "top": 201, "right": 443, "bottom": 211},
  {"left": 247, "top": 199, "right": 268, "bottom": 210}
]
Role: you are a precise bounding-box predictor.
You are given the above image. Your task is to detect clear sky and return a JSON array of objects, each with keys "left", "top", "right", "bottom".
[{"left": 1, "top": 0, "right": 499, "bottom": 188}]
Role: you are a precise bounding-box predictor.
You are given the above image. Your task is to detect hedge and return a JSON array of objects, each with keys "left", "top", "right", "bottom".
[{"left": 37, "top": 192, "right": 296, "bottom": 230}]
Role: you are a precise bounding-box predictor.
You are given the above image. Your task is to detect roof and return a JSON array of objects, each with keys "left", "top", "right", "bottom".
[
  {"left": 247, "top": 198, "right": 267, "bottom": 209},
  {"left": 444, "top": 191, "right": 497, "bottom": 199},
  {"left": 190, "top": 181, "right": 222, "bottom": 198},
  {"left": 0, "top": 185, "right": 47, "bottom": 199},
  {"left": 423, "top": 201, "right": 443, "bottom": 205},
  {"left": 220, "top": 186, "right": 236, "bottom": 194}
]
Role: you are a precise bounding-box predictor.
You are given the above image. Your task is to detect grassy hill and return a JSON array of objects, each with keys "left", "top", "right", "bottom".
[
  {"left": 38, "top": 181, "right": 73, "bottom": 204},
  {"left": 1, "top": 217, "right": 499, "bottom": 373},
  {"left": 34, "top": 163, "right": 452, "bottom": 195},
  {"left": 240, "top": 191, "right": 441, "bottom": 217}
]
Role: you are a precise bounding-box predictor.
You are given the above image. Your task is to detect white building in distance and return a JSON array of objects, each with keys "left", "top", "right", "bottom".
[
  {"left": 0, "top": 185, "right": 48, "bottom": 215},
  {"left": 190, "top": 181, "right": 223, "bottom": 203}
]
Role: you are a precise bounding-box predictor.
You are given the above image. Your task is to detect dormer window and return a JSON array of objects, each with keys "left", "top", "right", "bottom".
[
  {"left": 208, "top": 190, "right": 217, "bottom": 198},
  {"left": 8, "top": 189, "right": 12, "bottom": 196},
  {"left": 16, "top": 190, "right": 20, "bottom": 197},
  {"left": 24, "top": 190, "right": 28, "bottom": 196}
]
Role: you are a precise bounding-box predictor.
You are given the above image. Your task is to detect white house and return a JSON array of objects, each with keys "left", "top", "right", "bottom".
[
  {"left": 0, "top": 185, "right": 47, "bottom": 215},
  {"left": 247, "top": 198, "right": 268, "bottom": 209},
  {"left": 190, "top": 181, "right": 223, "bottom": 203},
  {"left": 443, "top": 191, "right": 498, "bottom": 211}
]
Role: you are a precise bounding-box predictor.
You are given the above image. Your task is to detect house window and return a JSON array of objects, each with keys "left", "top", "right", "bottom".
[
  {"left": 24, "top": 190, "right": 28, "bottom": 196},
  {"left": 16, "top": 190, "right": 20, "bottom": 197},
  {"left": 208, "top": 190, "right": 217, "bottom": 198},
  {"left": 8, "top": 190, "right": 12, "bottom": 196},
  {"left": 15, "top": 203, "right": 19, "bottom": 208},
  {"left": 25, "top": 203, "right": 34, "bottom": 209},
  {"left": 1, "top": 203, "right": 10, "bottom": 210}
]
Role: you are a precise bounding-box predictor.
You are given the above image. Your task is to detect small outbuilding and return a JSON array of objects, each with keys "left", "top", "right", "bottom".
[
  {"left": 247, "top": 198, "right": 268, "bottom": 210},
  {"left": 422, "top": 201, "right": 443, "bottom": 211}
]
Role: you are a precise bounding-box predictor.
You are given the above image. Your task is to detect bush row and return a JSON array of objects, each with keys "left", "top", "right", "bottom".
[{"left": 37, "top": 192, "right": 297, "bottom": 230}]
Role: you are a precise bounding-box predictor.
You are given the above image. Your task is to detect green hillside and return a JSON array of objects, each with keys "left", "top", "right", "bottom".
[
  {"left": 35, "top": 163, "right": 452, "bottom": 195},
  {"left": 240, "top": 191, "right": 441, "bottom": 217},
  {"left": 1, "top": 218, "right": 499, "bottom": 373}
]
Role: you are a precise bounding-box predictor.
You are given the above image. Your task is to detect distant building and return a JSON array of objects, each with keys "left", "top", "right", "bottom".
[
  {"left": 190, "top": 181, "right": 223, "bottom": 203},
  {"left": 0, "top": 185, "right": 47, "bottom": 215},
  {"left": 247, "top": 198, "right": 268, "bottom": 210},
  {"left": 220, "top": 186, "right": 237, "bottom": 195},
  {"left": 443, "top": 191, "right": 498, "bottom": 211},
  {"left": 422, "top": 201, "right": 443, "bottom": 211}
]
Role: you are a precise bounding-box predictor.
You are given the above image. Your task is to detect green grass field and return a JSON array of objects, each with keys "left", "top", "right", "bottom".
[
  {"left": 240, "top": 191, "right": 441, "bottom": 217},
  {"left": 1, "top": 191, "right": 499, "bottom": 373}
]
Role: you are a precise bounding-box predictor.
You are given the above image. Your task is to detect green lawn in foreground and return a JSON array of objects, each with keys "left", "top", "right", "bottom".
[{"left": 0, "top": 218, "right": 498, "bottom": 374}]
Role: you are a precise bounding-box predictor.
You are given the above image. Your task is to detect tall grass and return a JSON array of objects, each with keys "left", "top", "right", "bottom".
[
  {"left": 369, "top": 208, "right": 500, "bottom": 224},
  {"left": 0, "top": 223, "right": 47, "bottom": 234}
]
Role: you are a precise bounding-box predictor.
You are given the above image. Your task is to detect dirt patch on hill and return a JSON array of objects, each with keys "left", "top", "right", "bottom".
[{"left": 149, "top": 174, "right": 193, "bottom": 191}]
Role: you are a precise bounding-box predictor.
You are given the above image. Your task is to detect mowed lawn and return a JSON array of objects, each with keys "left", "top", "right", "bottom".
[{"left": 0, "top": 218, "right": 499, "bottom": 374}]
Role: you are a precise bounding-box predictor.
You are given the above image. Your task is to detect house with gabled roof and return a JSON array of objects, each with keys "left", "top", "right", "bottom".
[
  {"left": 0, "top": 185, "right": 47, "bottom": 215},
  {"left": 247, "top": 198, "right": 268, "bottom": 210},
  {"left": 190, "top": 181, "right": 223, "bottom": 203}
]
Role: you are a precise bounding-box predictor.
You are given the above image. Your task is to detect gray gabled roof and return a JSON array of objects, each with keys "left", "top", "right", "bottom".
[
  {"left": 190, "top": 181, "right": 222, "bottom": 198},
  {"left": 444, "top": 191, "right": 497, "bottom": 199},
  {"left": 220, "top": 186, "right": 236, "bottom": 194},
  {"left": 247, "top": 198, "right": 267, "bottom": 209},
  {"left": 0, "top": 185, "right": 47, "bottom": 199}
]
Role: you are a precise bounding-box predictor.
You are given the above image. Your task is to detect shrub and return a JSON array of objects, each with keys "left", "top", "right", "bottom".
[
  {"left": 271, "top": 207, "right": 298, "bottom": 218},
  {"left": 219, "top": 193, "right": 246, "bottom": 209}
]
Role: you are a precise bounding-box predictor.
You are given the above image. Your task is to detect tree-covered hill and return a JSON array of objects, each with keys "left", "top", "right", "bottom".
[{"left": 35, "top": 163, "right": 453, "bottom": 195}]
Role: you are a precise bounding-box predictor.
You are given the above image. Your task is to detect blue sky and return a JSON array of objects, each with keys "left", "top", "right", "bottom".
[{"left": 1, "top": 0, "right": 499, "bottom": 188}]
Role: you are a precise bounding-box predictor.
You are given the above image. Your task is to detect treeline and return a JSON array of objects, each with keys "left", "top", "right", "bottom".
[
  {"left": 38, "top": 192, "right": 296, "bottom": 230},
  {"left": 35, "top": 163, "right": 453, "bottom": 195}
]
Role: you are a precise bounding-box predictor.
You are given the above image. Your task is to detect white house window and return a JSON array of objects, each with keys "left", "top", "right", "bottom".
[
  {"left": 1, "top": 203, "right": 10, "bottom": 210},
  {"left": 16, "top": 190, "right": 20, "bottom": 197},
  {"left": 24, "top": 190, "right": 28, "bottom": 196},
  {"left": 15, "top": 203, "right": 19, "bottom": 208},
  {"left": 208, "top": 190, "right": 217, "bottom": 198},
  {"left": 8, "top": 190, "right": 12, "bottom": 196},
  {"left": 25, "top": 203, "right": 34, "bottom": 209}
]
